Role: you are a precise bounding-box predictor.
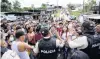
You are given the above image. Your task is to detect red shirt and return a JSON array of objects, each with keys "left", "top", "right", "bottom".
[
  {"left": 27, "top": 33, "right": 35, "bottom": 45},
  {"left": 57, "top": 27, "right": 63, "bottom": 37},
  {"left": 34, "top": 33, "right": 43, "bottom": 42}
]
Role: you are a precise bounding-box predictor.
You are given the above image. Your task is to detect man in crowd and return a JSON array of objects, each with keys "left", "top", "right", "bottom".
[
  {"left": 96, "top": 24, "right": 100, "bottom": 35},
  {"left": 90, "top": 24, "right": 100, "bottom": 59},
  {"left": 11, "top": 29, "right": 33, "bottom": 59},
  {"left": 57, "top": 22, "right": 63, "bottom": 37},
  {"left": 82, "top": 21, "right": 100, "bottom": 59}
]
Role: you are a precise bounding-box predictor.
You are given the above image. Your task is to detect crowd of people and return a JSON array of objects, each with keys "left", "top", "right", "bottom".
[{"left": 0, "top": 17, "right": 100, "bottom": 59}]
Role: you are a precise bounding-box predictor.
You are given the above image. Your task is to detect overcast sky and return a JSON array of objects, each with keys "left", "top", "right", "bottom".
[{"left": 8, "top": 0, "right": 91, "bottom": 7}]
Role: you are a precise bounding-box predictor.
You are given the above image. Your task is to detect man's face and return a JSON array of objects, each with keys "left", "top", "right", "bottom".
[
  {"left": 20, "top": 35, "right": 25, "bottom": 41},
  {"left": 96, "top": 25, "right": 100, "bottom": 33},
  {"left": 59, "top": 24, "right": 63, "bottom": 28}
]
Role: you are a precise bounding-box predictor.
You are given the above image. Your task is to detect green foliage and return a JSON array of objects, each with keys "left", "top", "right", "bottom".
[
  {"left": 67, "top": 3, "right": 76, "bottom": 10},
  {"left": 1, "top": 0, "right": 24, "bottom": 12},
  {"left": 13, "top": 0, "right": 21, "bottom": 12},
  {"left": 23, "top": 7, "right": 33, "bottom": 11},
  {"left": 84, "top": 0, "right": 96, "bottom": 13},
  {"left": 71, "top": 11, "right": 81, "bottom": 17},
  {"left": 1, "top": 0, "right": 12, "bottom": 12},
  {"left": 41, "top": 3, "right": 47, "bottom": 9}
]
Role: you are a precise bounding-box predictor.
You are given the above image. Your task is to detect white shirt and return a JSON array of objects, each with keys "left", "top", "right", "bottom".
[
  {"left": 68, "top": 23, "right": 73, "bottom": 30},
  {"left": 62, "top": 33, "right": 66, "bottom": 40},
  {"left": 33, "top": 37, "right": 65, "bottom": 54},
  {"left": 68, "top": 36, "right": 88, "bottom": 49}
]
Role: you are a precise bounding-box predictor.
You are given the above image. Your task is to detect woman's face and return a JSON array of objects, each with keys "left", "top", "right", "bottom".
[
  {"left": 29, "top": 27, "right": 33, "bottom": 32},
  {"left": 63, "top": 27, "right": 67, "bottom": 32}
]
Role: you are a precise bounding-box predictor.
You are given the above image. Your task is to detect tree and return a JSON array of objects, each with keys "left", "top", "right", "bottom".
[
  {"left": 67, "top": 3, "right": 76, "bottom": 10},
  {"left": 84, "top": 0, "right": 96, "bottom": 12},
  {"left": 1, "top": 0, "right": 12, "bottom": 12},
  {"left": 41, "top": 3, "right": 47, "bottom": 9},
  {"left": 89, "top": 0, "right": 96, "bottom": 10},
  {"left": 67, "top": 3, "right": 76, "bottom": 15},
  {"left": 13, "top": 0, "right": 22, "bottom": 12},
  {"left": 23, "top": 7, "right": 33, "bottom": 11}
]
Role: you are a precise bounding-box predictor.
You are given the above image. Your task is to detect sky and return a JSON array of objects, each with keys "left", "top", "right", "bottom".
[{"left": 8, "top": 0, "right": 89, "bottom": 8}]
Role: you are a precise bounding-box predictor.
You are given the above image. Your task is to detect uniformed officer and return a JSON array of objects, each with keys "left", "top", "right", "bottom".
[
  {"left": 33, "top": 27, "right": 65, "bottom": 59},
  {"left": 81, "top": 21, "right": 100, "bottom": 59},
  {"left": 90, "top": 24, "right": 100, "bottom": 59}
]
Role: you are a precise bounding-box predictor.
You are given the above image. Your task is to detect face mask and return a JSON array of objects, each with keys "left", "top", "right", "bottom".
[{"left": 9, "top": 36, "right": 14, "bottom": 44}]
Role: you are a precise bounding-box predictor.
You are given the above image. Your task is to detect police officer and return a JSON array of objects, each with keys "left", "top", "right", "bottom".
[
  {"left": 90, "top": 24, "right": 100, "bottom": 59},
  {"left": 81, "top": 21, "right": 100, "bottom": 59},
  {"left": 33, "top": 27, "right": 65, "bottom": 59}
]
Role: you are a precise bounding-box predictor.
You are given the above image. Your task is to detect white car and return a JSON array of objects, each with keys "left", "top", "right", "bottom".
[{"left": 5, "top": 15, "right": 17, "bottom": 21}]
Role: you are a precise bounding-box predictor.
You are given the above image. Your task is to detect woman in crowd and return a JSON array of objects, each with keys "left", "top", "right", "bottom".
[
  {"left": 34, "top": 25, "right": 43, "bottom": 42},
  {"left": 25, "top": 24, "right": 29, "bottom": 33},
  {"left": 11, "top": 24, "right": 17, "bottom": 36},
  {"left": 61, "top": 26, "right": 68, "bottom": 40},
  {"left": 5, "top": 33, "right": 14, "bottom": 49},
  {"left": 26, "top": 26, "right": 35, "bottom": 45}
]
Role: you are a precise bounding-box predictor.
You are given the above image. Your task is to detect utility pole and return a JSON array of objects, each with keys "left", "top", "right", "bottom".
[
  {"left": 32, "top": 4, "right": 34, "bottom": 13},
  {"left": 57, "top": 0, "right": 59, "bottom": 6},
  {"left": 83, "top": 0, "right": 85, "bottom": 14},
  {"left": 99, "top": 2, "right": 100, "bottom": 14},
  {"left": 32, "top": 4, "right": 34, "bottom": 20},
  {"left": 83, "top": 0, "right": 85, "bottom": 21}
]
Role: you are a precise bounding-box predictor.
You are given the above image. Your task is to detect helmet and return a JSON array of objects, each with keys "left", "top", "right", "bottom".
[{"left": 82, "top": 21, "right": 95, "bottom": 34}]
